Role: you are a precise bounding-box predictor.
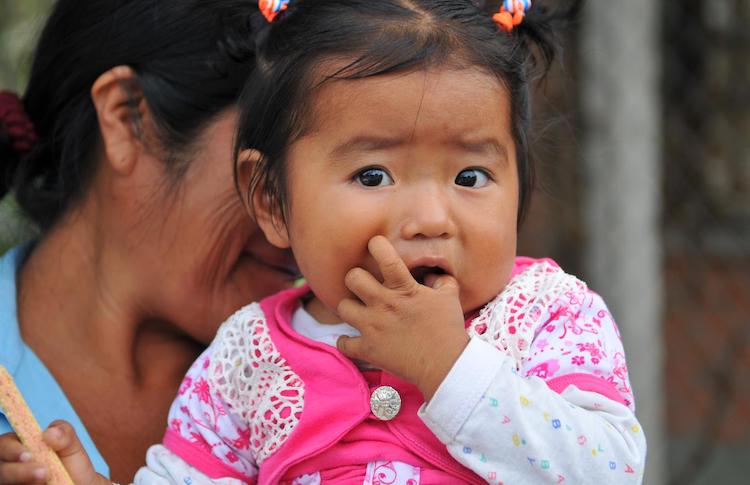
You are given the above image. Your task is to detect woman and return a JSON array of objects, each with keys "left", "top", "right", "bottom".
[{"left": 0, "top": 1, "right": 296, "bottom": 482}]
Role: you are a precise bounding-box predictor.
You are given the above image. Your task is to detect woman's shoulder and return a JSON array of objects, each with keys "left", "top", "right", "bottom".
[
  {"left": 0, "top": 243, "right": 110, "bottom": 476},
  {"left": 0, "top": 244, "right": 33, "bottom": 371}
]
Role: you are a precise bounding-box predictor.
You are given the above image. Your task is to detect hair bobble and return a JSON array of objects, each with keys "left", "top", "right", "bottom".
[
  {"left": 259, "top": 0, "right": 290, "bottom": 23},
  {"left": 0, "top": 91, "right": 39, "bottom": 158},
  {"left": 493, "top": 0, "right": 531, "bottom": 32}
]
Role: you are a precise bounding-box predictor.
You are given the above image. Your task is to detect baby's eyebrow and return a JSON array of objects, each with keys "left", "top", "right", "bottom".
[
  {"left": 330, "top": 135, "right": 404, "bottom": 159},
  {"left": 448, "top": 138, "right": 509, "bottom": 160}
]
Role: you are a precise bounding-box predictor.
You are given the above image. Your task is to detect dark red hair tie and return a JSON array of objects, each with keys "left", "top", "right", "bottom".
[{"left": 0, "top": 90, "right": 39, "bottom": 157}]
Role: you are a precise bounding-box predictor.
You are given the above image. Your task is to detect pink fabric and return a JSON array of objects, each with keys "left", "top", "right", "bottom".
[
  {"left": 163, "top": 428, "right": 255, "bottom": 482},
  {"left": 257, "top": 287, "right": 371, "bottom": 484},
  {"left": 546, "top": 373, "right": 630, "bottom": 407},
  {"left": 511, "top": 256, "right": 559, "bottom": 277},
  {"left": 521, "top": 276, "right": 636, "bottom": 410},
  {"left": 283, "top": 371, "right": 457, "bottom": 483},
  {"left": 257, "top": 287, "right": 485, "bottom": 484}
]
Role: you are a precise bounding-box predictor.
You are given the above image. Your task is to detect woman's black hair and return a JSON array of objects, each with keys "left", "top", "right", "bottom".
[
  {"left": 0, "top": 0, "right": 259, "bottom": 231},
  {"left": 237, "top": 0, "right": 581, "bottom": 226}
]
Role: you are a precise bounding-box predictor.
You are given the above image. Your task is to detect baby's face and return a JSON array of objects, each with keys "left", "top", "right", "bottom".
[{"left": 277, "top": 67, "right": 519, "bottom": 322}]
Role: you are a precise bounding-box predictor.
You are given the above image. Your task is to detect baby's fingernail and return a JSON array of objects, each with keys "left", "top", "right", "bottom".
[
  {"left": 33, "top": 467, "right": 47, "bottom": 480},
  {"left": 47, "top": 426, "right": 62, "bottom": 439},
  {"left": 19, "top": 451, "right": 33, "bottom": 462}
]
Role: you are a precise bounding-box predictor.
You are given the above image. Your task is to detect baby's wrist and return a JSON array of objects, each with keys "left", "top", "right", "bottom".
[{"left": 417, "top": 333, "right": 470, "bottom": 402}]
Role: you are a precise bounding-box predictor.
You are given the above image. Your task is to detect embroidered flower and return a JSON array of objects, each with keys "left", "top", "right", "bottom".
[
  {"left": 178, "top": 376, "right": 193, "bottom": 396},
  {"left": 170, "top": 418, "right": 182, "bottom": 432},
  {"left": 192, "top": 377, "right": 211, "bottom": 404},
  {"left": 189, "top": 432, "right": 213, "bottom": 453},
  {"left": 232, "top": 428, "right": 251, "bottom": 450},
  {"left": 571, "top": 355, "right": 585, "bottom": 366}
]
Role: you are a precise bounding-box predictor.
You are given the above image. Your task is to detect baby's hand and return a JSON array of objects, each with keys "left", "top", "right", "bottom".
[
  {"left": 0, "top": 422, "right": 110, "bottom": 485},
  {"left": 336, "top": 235, "right": 470, "bottom": 401}
]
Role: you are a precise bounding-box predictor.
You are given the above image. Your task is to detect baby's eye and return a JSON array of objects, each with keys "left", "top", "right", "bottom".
[
  {"left": 455, "top": 168, "right": 490, "bottom": 188},
  {"left": 356, "top": 168, "right": 393, "bottom": 187}
]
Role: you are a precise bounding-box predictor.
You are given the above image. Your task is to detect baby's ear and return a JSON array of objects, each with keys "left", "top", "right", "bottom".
[{"left": 237, "top": 149, "right": 291, "bottom": 249}]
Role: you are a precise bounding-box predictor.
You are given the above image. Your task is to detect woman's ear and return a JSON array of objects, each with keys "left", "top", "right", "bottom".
[
  {"left": 90, "top": 65, "right": 145, "bottom": 176},
  {"left": 237, "top": 149, "right": 291, "bottom": 249}
]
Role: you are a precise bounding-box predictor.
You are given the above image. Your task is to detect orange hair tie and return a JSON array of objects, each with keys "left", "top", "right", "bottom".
[
  {"left": 493, "top": 0, "right": 531, "bottom": 33},
  {"left": 259, "top": 0, "right": 289, "bottom": 23}
]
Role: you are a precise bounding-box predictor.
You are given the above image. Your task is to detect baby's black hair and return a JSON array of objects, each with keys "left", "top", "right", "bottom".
[{"left": 237, "top": 0, "right": 580, "bottom": 226}]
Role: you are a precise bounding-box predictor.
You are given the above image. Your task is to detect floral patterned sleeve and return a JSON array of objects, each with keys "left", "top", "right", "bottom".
[
  {"left": 138, "top": 343, "right": 260, "bottom": 483},
  {"left": 523, "top": 287, "right": 634, "bottom": 411},
  {"left": 419, "top": 262, "right": 647, "bottom": 484}
]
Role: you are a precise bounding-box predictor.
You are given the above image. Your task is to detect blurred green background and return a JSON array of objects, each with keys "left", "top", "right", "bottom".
[{"left": 0, "top": 0, "right": 51, "bottom": 252}]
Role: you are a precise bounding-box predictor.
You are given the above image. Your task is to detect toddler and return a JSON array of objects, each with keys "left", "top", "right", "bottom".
[{"left": 52, "top": 0, "right": 647, "bottom": 483}]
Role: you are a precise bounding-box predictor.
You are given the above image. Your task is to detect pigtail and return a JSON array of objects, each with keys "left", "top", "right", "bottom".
[{"left": 490, "top": 0, "right": 584, "bottom": 79}]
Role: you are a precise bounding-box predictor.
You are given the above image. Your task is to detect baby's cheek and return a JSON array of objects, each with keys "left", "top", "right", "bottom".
[{"left": 460, "top": 259, "right": 514, "bottom": 312}]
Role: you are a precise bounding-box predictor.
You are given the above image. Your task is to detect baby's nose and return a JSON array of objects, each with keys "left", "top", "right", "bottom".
[{"left": 398, "top": 190, "right": 456, "bottom": 240}]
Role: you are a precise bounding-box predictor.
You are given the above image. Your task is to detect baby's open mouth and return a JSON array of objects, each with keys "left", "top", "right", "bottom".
[{"left": 409, "top": 265, "right": 447, "bottom": 285}]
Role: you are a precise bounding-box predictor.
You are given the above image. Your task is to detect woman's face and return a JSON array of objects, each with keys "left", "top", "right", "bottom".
[{"left": 129, "top": 111, "right": 297, "bottom": 343}]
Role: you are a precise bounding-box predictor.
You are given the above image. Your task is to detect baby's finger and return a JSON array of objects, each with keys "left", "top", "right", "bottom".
[
  {"left": 0, "top": 433, "right": 29, "bottom": 463},
  {"left": 368, "top": 236, "right": 414, "bottom": 292},
  {"left": 42, "top": 422, "right": 80, "bottom": 457},
  {"left": 344, "top": 267, "right": 386, "bottom": 306},
  {"left": 42, "top": 421, "right": 94, "bottom": 482},
  {"left": 0, "top": 461, "right": 46, "bottom": 484},
  {"left": 424, "top": 273, "right": 459, "bottom": 293},
  {"left": 336, "top": 335, "right": 366, "bottom": 362},
  {"left": 337, "top": 298, "right": 368, "bottom": 330}
]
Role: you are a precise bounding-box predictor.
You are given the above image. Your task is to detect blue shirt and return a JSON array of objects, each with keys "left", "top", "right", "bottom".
[{"left": 0, "top": 245, "right": 109, "bottom": 477}]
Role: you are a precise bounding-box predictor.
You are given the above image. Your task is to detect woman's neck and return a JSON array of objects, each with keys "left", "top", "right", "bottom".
[{"left": 16, "top": 214, "right": 200, "bottom": 390}]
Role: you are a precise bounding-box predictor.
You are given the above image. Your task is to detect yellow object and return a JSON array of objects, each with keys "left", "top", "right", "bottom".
[{"left": 0, "top": 365, "right": 75, "bottom": 485}]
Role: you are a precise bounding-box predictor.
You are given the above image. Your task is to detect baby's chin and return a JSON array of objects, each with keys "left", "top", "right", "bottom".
[{"left": 303, "top": 295, "right": 344, "bottom": 325}]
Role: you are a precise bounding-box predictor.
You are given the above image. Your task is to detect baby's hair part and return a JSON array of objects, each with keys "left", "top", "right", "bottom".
[{"left": 236, "top": 0, "right": 582, "bottom": 226}]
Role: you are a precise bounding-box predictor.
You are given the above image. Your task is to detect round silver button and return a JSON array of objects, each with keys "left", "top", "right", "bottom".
[{"left": 370, "top": 385, "right": 401, "bottom": 421}]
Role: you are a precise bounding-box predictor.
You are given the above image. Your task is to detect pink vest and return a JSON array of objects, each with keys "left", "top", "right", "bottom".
[{"left": 255, "top": 285, "right": 485, "bottom": 484}]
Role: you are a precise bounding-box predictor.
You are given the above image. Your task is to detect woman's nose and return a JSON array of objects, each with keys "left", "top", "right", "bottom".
[{"left": 398, "top": 189, "right": 457, "bottom": 240}]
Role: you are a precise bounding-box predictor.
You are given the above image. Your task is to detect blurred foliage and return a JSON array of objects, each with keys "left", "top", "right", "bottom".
[
  {"left": 0, "top": 0, "right": 55, "bottom": 90},
  {"left": 0, "top": 0, "right": 53, "bottom": 253}
]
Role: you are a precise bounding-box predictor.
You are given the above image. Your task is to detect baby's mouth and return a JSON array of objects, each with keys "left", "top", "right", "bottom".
[{"left": 409, "top": 265, "right": 448, "bottom": 285}]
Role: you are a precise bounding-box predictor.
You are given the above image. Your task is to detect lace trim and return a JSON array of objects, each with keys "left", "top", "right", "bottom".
[
  {"left": 467, "top": 261, "right": 588, "bottom": 368},
  {"left": 208, "top": 303, "right": 304, "bottom": 464}
]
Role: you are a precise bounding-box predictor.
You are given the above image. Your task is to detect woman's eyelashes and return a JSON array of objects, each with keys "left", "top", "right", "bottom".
[{"left": 355, "top": 167, "right": 394, "bottom": 187}]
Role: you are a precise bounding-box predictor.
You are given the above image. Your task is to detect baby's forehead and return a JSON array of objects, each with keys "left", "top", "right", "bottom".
[{"left": 300, "top": 64, "right": 511, "bottom": 139}]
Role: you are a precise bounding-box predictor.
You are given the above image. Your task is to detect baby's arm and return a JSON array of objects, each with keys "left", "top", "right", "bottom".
[
  {"left": 419, "top": 289, "right": 646, "bottom": 484},
  {"left": 136, "top": 319, "right": 260, "bottom": 485}
]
